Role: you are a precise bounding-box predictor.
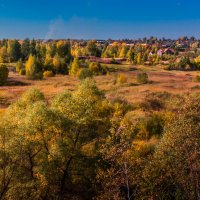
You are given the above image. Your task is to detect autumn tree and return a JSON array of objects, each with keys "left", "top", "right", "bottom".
[
  {"left": 127, "top": 48, "right": 135, "bottom": 63},
  {"left": 119, "top": 44, "right": 129, "bottom": 58},
  {"left": 0, "top": 80, "right": 113, "bottom": 199},
  {"left": 89, "top": 62, "right": 107, "bottom": 75},
  {"left": 0, "top": 46, "right": 8, "bottom": 63},
  {"left": 143, "top": 96, "right": 200, "bottom": 200},
  {"left": 96, "top": 105, "right": 158, "bottom": 200},
  {"left": 69, "top": 58, "right": 80, "bottom": 76},
  {"left": 86, "top": 40, "right": 100, "bottom": 57},
  {"left": 16, "top": 59, "right": 25, "bottom": 73},
  {"left": 56, "top": 40, "right": 71, "bottom": 60},
  {"left": 25, "top": 55, "right": 43, "bottom": 79}
]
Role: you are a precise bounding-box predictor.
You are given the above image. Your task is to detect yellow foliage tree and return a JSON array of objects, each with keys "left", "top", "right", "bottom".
[
  {"left": 25, "top": 54, "right": 42, "bottom": 79},
  {"left": 69, "top": 58, "right": 80, "bottom": 76}
]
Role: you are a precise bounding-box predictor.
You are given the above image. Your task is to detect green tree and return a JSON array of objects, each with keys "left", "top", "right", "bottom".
[
  {"left": 21, "top": 39, "right": 30, "bottom": 61},
  {"left": 0, "top": 64, "right": 9, "bottom": 85},
  {"left": 52, "top": 54, "right": 67, "bottom": 74},
  {"left": 77, "top": 68, "right": 93, "bottom": 80},
  {"left": 29, "top": 39, "right": 36, "bottom": 55},
  {"left": 86, "top": 40, "right": 100, "bottom": 57},
  {"left": 0, "top": 46, "right": 8, "bottom": 63},
  {"left": 89, "top": 62, "right": 107, "bottom": 75},
  {"left": 7, "top": 40, "right": 21, "bottom": 62},
  {"left": 56, "top": 41, "right": 71, "bottom": 59}
]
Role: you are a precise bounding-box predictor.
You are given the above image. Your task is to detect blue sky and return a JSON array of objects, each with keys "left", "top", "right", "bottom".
[{"left": 0, "top": 0, "right": 200, "bottom": 39}]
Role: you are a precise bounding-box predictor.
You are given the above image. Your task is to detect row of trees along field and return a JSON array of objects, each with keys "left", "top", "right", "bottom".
[
  {"left": 1, "top": 39, "right": 200, "bottom": 80},
  {"left": 0, "top": 39, "right": 72, "bottom": 77},
  {"left": 0, "top": 78, "right": 199, "bottom": 200}
]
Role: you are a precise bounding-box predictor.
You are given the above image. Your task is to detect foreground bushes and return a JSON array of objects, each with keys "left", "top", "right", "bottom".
[{"left": 0, "top": 80, "right": 199, "bottom": 200}]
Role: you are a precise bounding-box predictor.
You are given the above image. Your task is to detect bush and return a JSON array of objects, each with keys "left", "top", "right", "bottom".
[
  {"left": 163, "top": 65, "right": 172, "bottom": 71},
  {"left": 19, "top": 88, "right": 45, "bottom": 106},
  {"left": 89, "top": 62, "right": 107, "bottom": 75},
  {"left": 35, "top": 72, "right": 43, "bottom": 80},
  {"left": 77, "top": 68, "right": 93, "bottom": 80},
  {"left": 140, "top": 92, "right": 171, "bottom": 111},
  {"left": 116, "top": 74, "right": 127, "bottom": 84},
  {"left": 0, "top": 64, "right": 9, "bottom": 86},
  {"left": 193, "top": 75, "right": 200, "bottom": 82},
  {"left": 43, "top": 70, "right": 54, "bottom": 78},
  {"left": 137, "top": 72, "right": 149, "bottom": 84},
  {"left": 19, "top": 68, "right": 26, "bottom": 75},
  {"left": 178, "top": 56, "right": 191, "bottom": 70},
  {"left": 146, "top": 113, "right": 165, "bottom": 138},
  {"left": 16, "top": 60, "right": 25, "bottom": 73}
]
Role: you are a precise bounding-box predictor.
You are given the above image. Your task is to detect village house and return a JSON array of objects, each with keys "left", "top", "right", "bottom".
[{"left": 157, "top": 48, "right": 175, "bottom": 56}]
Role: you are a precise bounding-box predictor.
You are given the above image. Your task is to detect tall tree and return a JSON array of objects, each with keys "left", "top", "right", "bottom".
[
  {"left": 86, "top": 40, "right": 100, "bottom": 57},
  {"left": 25, "top": 55, "right": 42, "bottom": 79},
  {"left": 7, "top": 40, "right": 21, "bottom": 62},
  {"left": 21, "top": 39, "right": 30, "bottom": 61}
]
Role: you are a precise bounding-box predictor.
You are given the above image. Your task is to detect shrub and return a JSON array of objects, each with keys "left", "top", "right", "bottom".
[
  {"left": 116, "top": 74, "right": 127, "bottom": 84},
  {"left": 0, "top": 64, "right": 9, "bottom": 86},
  {"left": 164, "top": 65, "right": 172, "bottom": 71},
  {"left": 176, "top": 56, "right": 194, "bottom": 70},
  {"left": 137, "top": 72, "right": 149, "bottom": 84},
  {"left": 19, "top": 68, "right": 26, "bottom": 75},
  {"left": 146, "top": 113, "right": 165, "bottom": 138},
  {"left": 16, "top": 60, "right": 25, "bottom": 73},
  {"left": 140, "top": 92, "right": 172, "bottom": 111},
  {"left": 77, "top": 68, "right": 93, "bottom": 80},
  {"left": 35, "top": 72, "right": 43, "bottom": 80},
  {"left": 193, "top": 75, "right": 200, "bottom": 82},
  {"left": 43, "top": 70, "right": 54, "bottom": 78},
  {"left": 19, "top": 88, "right": 45, "bottom": 105},
  {"left": 89, "top": 62, "right": 107, "bottom": 75}
]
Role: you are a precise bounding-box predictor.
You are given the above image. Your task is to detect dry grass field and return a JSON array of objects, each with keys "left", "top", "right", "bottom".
[{"left": 0, "top": 64, "right": 200, "bottom": 110}]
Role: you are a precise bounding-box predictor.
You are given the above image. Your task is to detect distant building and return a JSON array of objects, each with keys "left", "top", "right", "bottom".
[
  {"left": 157, "top": 49, "right": 163, "bottom": 56},
  {"left": 157, "top": 48, "right": 175, "bottom": 56}
]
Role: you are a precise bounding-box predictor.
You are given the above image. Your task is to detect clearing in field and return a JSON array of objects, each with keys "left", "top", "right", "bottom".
[{"left": 0, "top": 64, "right": 199, "bottom": 109}]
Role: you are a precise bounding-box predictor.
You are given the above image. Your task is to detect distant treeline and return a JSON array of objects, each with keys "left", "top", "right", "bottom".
[{"left": 0, "top": 38, "right": 200, "bottom": 80}]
